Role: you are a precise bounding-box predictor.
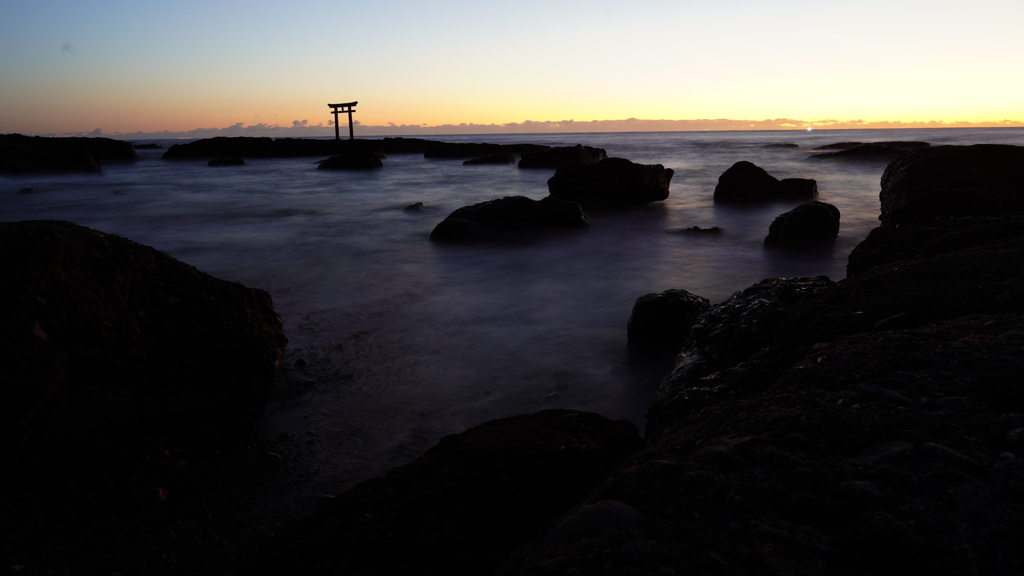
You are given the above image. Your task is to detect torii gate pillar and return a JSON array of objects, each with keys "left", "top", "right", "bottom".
[{"left": 328, "top": 101, "right": 358, "bottom": 140}]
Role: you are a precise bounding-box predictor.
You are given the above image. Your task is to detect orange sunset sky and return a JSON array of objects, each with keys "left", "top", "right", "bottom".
[{"left": 2, "top": 0, "right": 1023, "bottom": 138}]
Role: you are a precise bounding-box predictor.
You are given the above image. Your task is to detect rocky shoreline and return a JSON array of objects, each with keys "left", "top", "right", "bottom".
[{"left": 3, "top": 139, "right": 1024, "bottom": 574}]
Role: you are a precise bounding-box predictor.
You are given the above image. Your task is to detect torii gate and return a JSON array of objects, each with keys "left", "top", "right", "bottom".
[{"left": 328, "top": 101, "right": 358, "bottom": 140}]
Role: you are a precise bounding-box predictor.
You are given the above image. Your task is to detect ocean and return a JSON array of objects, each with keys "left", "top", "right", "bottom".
[{"left": 4, "top": 127, "right": 1022, "bottom": 504}]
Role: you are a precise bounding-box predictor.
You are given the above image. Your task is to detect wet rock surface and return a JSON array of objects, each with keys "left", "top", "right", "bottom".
[
  {"left": 429, "top": 195, "right": 588, "bottom": 243},
  {"left": 763, "top": 200, "right": 841, "bottom": 249}
]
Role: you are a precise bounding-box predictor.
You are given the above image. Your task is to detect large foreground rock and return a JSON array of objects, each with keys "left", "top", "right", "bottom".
[
  {"left": 429, "top": 195, "right": 588, "bottom": 242},
  {"left": 243, "top": 410, "right": 644, "bottom": 576},
  {"left": 547, "top": 157, "right": 673, "bottom": 206},
  {"left": 878, "top": 144, "right": 1024, "bottom": 227},
  {"left": 0, "top": 220, "right": 287, "bottom": 466},
  {"left": 497, "top": 208, "right": 1024, "bottom": 574},
  {"left": 713, "top": 161, "right": 817, "bottom": 203}
]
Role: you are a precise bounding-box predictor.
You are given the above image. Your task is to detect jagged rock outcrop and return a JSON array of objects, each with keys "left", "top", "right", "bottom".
[
  {"left": 763, "top": 200, "right": 841, "bottom": 248},
  {"left": 713, "top": 161, "right": 817, "bottom": 203},
  {"left": 429, "top": 195, "right": 588, "bottom": 243},
  {"left": 0, "top": 134, "right": 137, "bottom": 174},
  {"left": 518, "top": 144, "right": 607, "bottom": 169},
  {"left": 547, "top": 157, "right": 673, "bottom": 206},
  {"left": 242, "top": 410, "right": 644, "bottom": 576}
]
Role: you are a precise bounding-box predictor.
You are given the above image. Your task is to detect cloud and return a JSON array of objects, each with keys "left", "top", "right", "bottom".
[{"left": 292, "top": 119, "right": 309, "bottom": 127}]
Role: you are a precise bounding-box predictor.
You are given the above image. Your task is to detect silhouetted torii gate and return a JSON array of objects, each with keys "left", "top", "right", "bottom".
[{"left": 328, "top": 101, "right": 357, "bottom": 140}]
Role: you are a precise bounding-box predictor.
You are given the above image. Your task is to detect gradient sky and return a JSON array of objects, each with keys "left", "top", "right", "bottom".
[{"left": 2, "top": 0, "right": 1023, "bottom": 136}]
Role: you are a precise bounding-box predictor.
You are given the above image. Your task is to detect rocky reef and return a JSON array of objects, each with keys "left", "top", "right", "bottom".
[
  {"left": 5, "top": 143, "right": 1024, "bottom": 575},
  {"left": 249, "top": 144, "right": 1024, "bottom": 575},
  {"left": 0, "top": 134, "right": 137, "bottom": 173}
]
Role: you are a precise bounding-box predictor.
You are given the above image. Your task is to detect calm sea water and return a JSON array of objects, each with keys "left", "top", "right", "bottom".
[{"left": 4, "top": 127, "right": 1022, "bottom": 501}]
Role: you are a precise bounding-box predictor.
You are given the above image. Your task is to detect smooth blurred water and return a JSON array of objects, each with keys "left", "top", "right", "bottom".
[{"left": 3, "top": 127, "right": 1022, "bottom": 499}]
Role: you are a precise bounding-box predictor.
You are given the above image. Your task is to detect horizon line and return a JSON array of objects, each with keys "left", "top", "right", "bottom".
[{"left": 20, "top": 116, "right": 1024, "bottom": 140}]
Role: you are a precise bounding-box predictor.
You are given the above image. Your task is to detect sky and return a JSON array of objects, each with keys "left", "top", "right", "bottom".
[{"left": 2, "top": 0, "right": 1023, "bottom": 138}]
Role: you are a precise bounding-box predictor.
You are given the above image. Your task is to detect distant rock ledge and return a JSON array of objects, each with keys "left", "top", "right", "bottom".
[{"left": 1, "top": 133, "right": 137, "bottom": 174}]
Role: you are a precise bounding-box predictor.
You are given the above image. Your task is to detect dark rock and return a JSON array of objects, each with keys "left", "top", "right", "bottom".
[
  {"left": 518, "top": 144, "right": 607, "bottom": 169},
  {"left": 809, "top": 141, "right": 930, "bottom": 161},
  {"left": 764, "top": 143, "right": 799, "bottom": 148},
  {"left": 0, "top": 220, "right": 287, "bottom": 466},
  {"left": 764, "top": 201, "right": 841, "bottom": 248},
  {"left": 713, "top": 161, "right": 817, "bottom": 203},
  {"left": 463, "top": 153, "right": 516, "bottom": 165},
  {"left": 547, "top": 157, "right": 673, "bottom": 206},
  {"left": 672, "top": 225, "right": 724, "bottom": 234},
  {"left": 776, "top": 177, "right": 819, "bottom": 199},
  {"left": 19, "top": 187, "right": 36, "bottom": 194},
  {"left": 660, "top": 276, "right": 835, "bottom": 397},
  {"left": 627, "top": 289, "right": 711, "bottom": 351},
  {"left": 404, "top": 201, "right": 426, "bottom": 211},
  {"left": 163, "top": 136, "right": 277, "bottom": 159},
  {"left": 317, "top": 149, "right": 384, "bottom": 170},
  {"left": 243, "top": 409, "right": 644, "bottom": 576},
  {"left": 429, "top": 195, "right": 588, "bottom": 243},
  {"left": 499, "top": 199, "right": 1024, "bottom": 575},
  {"left": 1, "top": 134, "right": 137, "bottom": 174},
  {"left": 847, "top": 215, "right": 1024, "bottom": 275},
  {"left": 877, "top": 144, "right": 1024, "bottom": 227},
  {"left": 208, "top": 156, "right": 245, "bottom": 167}
]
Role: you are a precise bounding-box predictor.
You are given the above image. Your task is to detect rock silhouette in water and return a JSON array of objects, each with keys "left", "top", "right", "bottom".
[
  {"left": 764, "top": 201, "right": 841, "bottom": 248},
  {"left": 713, "top": 160, "right": 817, "bottom": 203},
  {"left": 547, "top": 157, "right": 673, "bottom": 206},
  {"left": 429, "top": 195, "right": 588, "bottom": 243}
]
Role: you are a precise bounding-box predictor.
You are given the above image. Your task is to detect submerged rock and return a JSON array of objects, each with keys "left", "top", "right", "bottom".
[
  {"left": 547, "top": 157, "right": 673, "bottom": 206},
  {"left": 318, "top": 149, "right": 383, "bottom": 169},
  {"left": 764, "top": 201, "right": 841, "bottom": 249},
  {"left": 429, "top": 195, "right": 588, "bottom": 243},
  {"left": 713, "top": 161, "right": 817, "bottom": 203},
  {"left": 810, "top": 141, "right": 930, "bottom": 161},
  {"left": 463, "top": 153, "right": 516, "bottom": 165}
]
